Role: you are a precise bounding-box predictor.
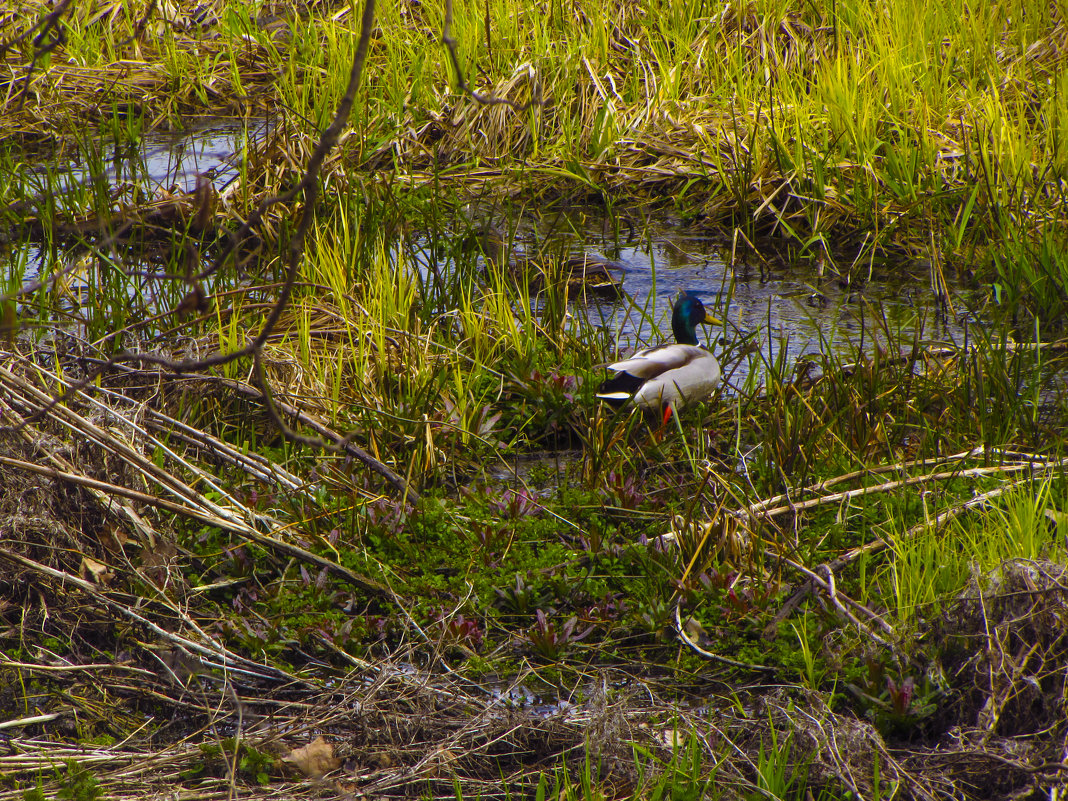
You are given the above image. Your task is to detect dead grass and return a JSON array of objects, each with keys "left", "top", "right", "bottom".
[
  {"left": 0, "top": 328, "right": 1066, "bottom": 799},
  {"left": 6, "top": 0, "right": 1067, "bottom": 259},
  {"left": 2, "top": 2, "right": 1068, "bottom": 798}
]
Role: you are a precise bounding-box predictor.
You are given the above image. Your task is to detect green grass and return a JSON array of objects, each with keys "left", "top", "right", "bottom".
[
  {"left": 4, "top": 0, "right": 1067, "bottom": 316},
  {"left": 3, "top": 1, "right": 1068, "bottom": 798}
]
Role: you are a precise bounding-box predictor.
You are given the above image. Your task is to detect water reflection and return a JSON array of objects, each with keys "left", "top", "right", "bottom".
[
  {"left": 451, "top": 213, "right": 973, "bottom": 390},
  {"left": 36, "top": 117, "right": 265, "bottom": 201},
  {"left": 5, "top": 119, "right": 266, "bottom": 307}
]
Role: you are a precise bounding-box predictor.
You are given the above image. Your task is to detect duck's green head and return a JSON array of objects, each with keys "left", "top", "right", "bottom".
[{"left": 671, "top": 292, "right": 721, "bottom": 345}]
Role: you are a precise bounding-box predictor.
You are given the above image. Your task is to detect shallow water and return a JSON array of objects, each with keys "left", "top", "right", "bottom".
[
  {"left": 7, "top": 121, "right": 971, "bottom": 384},
  {"left": 8, "top": 118, "right": 265, "bottom": 283},
  {"left": 597, "top": 244, "right": 969, "bottom": 389},
  {"left": 46, "top": 117, "right": 261, "bottom": 198},
  {"left": 449, "top": 211, "right": 974, "bottom": 392}
]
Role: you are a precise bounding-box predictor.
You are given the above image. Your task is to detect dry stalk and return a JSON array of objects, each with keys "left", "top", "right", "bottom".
[
  {"left": 1, "top": 0, "right": 418, "bottom": 505},
  {"left": 0, "top": 351, "right": 398, "bottom": 600}
]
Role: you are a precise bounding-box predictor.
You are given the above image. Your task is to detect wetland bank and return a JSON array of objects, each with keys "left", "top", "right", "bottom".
[{"left": 2, "top": 0, "right": 1068, "bottom": 798}]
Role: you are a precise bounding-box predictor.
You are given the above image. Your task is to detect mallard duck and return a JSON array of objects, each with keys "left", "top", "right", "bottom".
[
  {"left": 477, "top": 224, "right": 624, "bottom": 297},
  {"left": 596, "top": 292, "right": 721, "bottom": 417}
]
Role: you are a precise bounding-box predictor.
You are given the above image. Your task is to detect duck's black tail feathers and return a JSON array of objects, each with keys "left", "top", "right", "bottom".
[{"left": 595, "top": 372, "right": 644, "bottom": 408}]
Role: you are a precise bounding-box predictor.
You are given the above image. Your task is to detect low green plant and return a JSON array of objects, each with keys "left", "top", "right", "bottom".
[
  {"left": 876, "top": 477, "right": 1067, "bottom": 627},
  {"left": 186, "top": 739, "right": 275, "bottom": 785},
  {"left": 633, "top": 727, "right": 718, "bottom": 801},
  {"left": 790, "top": 614, "right": 828, "bottom": 691},
  {"left": 22, "top": 760, "right": 101, "bottom": 801},
  {"left": 852, "top": 657, "right": 945, "bottom": 737},
  {"left": 956, "top": 478, "right": 1067, "bottom": 568},
  {"left": 751, "top": 723, "right": 810, "bottom": 801},
  {"left": 525, "top": 609, "right": 593, "bottom": 660},
  {"left": 878, "top": 516, "right": 970, "bottom": 627}
]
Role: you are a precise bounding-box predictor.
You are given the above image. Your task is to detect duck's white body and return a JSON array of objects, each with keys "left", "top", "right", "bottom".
[{"left": 596, "top": 343, "right": 721, "bottom": 413}]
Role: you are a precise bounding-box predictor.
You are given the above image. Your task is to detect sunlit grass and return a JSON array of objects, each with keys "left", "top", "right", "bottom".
[
  {"left": 877, "top": 477, "right": 1068, "bottom": 626},
  {"left": 959, "top": 479, "right": 1068, "bottom": 567},
  {"left": 5, "top": 3, "right": 1068, "bottom": 798},
  {"left": 4, "top": 0, "right": 1067, "bottom": 314}
]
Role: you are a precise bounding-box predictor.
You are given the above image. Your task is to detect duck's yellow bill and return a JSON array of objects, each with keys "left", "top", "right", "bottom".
[{"left": 703, "top": 311, "right": 722, "bottom": 325}]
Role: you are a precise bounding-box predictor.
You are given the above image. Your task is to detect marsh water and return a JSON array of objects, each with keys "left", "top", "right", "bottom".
[
  {"left": 48, "top": 117, "right": 259, "bottom": 198},
  {"left": 9, "top": 120, "right": 972, "bottom": 382},
  {"left": 479, "top": 222, "right": 968, "bottom": 379},
  {"left": 8, "top": 119, "right": 265, "bottom": 289},
  {"left": 416, "top": 212, "right": 972, "bottom": 397}
]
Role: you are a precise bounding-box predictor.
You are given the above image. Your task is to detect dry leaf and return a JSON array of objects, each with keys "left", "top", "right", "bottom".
[
  {"left": 282, "top": 736, "right": 340, "bottom": 778},
  {"left": 80, "top": 557, "right": 113, "bottom": 585},
  {"left": 192, "top": 174, "right": 217, "bottom": 232},
  {"left": 99, "top": 524, "right": 130, "bottom": 555},
  {"left": 156, "top": 646, "right": 201, "bottom": 683},
  {"left": 174, "top": 284, "right": 210, "bottom": 318}
]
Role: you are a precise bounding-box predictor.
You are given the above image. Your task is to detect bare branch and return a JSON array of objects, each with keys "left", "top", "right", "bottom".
[
  {"left": 0, "top": 0, "right": 72, "bottom": 109},
  {"left": 0, "top": 0, "right": 418, "bottom": 500}
]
